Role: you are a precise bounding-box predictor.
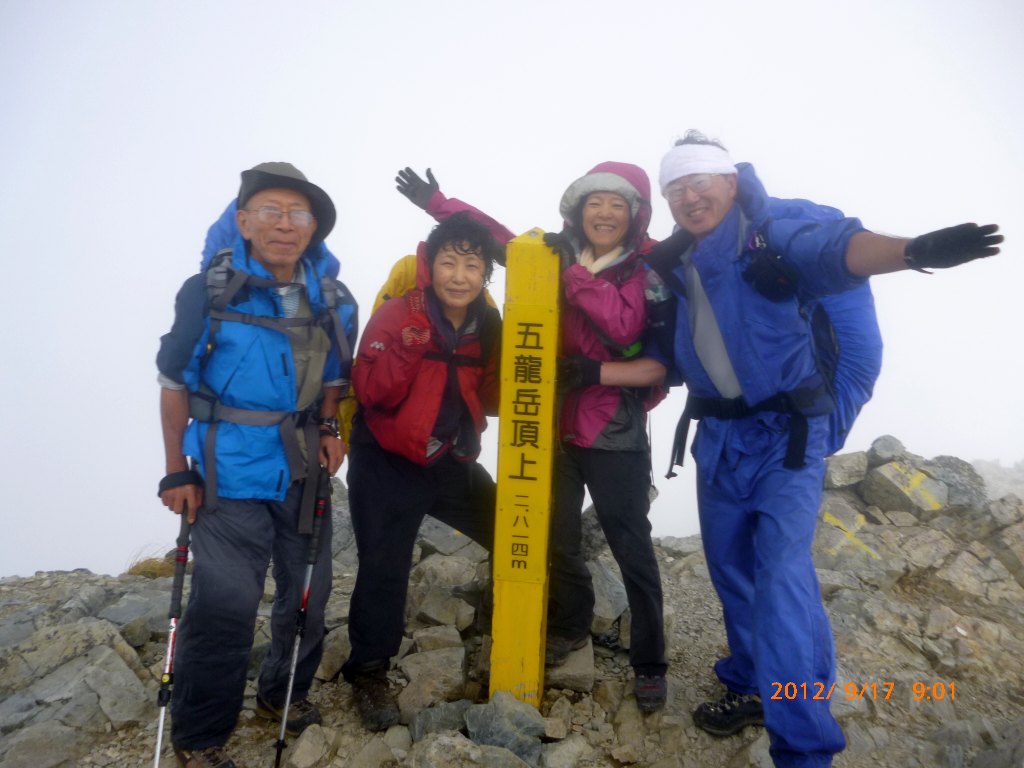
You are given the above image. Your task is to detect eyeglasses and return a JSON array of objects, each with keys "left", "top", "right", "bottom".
[
  {"left": 247, "top": 206, "right": 316, "bottom": 227},
  {"left": 664, "top": 174, "right": 721, "bottom": 202}
]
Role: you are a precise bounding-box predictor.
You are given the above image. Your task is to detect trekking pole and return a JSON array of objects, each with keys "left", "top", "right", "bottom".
[
  {"left": 273, "top": 467, "right": 330, "bottom": 768},
  {"left": 153, "top": 509, "right": 191, "bottom": 768}
]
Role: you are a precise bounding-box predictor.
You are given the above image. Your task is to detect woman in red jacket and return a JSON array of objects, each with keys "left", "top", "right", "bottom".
[{"left": 341, "top": 211, "right": 503, "bottom": 730}]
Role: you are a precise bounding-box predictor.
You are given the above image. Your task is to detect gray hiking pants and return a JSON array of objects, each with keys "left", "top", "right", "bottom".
[{"left": 170, "top": 481, "right": 333, "bottom": 750}]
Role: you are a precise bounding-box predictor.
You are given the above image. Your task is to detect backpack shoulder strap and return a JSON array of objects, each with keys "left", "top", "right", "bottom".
[
  {"left": 320, "top": 274, "right": 356, "bottom": 365},
  {"left": 479, "top": 305, "right": 502, "bottom": 369}
]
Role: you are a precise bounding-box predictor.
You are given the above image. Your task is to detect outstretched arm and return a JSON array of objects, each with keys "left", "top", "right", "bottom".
[
  {"left": 846, "top": 223, "right": 1002, "bottom": 277},
  {"left": 396, "top": 167, "right": 516, "bottom": 249}
]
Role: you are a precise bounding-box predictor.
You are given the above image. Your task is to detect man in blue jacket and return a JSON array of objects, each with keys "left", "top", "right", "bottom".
[
  {"left": 156, "top": 163, "right": 358, "bottom": 768},
  {"left": 592, "top": 132, "right": 1002, "bottom": 768}
]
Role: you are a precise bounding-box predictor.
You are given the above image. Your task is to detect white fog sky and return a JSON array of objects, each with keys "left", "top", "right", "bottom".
[{"left": 1, "top": 0, "right": 1021, "bottom": 578}]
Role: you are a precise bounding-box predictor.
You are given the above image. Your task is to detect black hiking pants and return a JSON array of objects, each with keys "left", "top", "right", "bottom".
[
  {"left": 341, "top": 438, "right": 495, "bottom": 681},
  {"left": 170, "top": 481, "right": 333, "bottom": 750},
  {"left": 547, "top": 443, "right": 667, "bottom": 676}
]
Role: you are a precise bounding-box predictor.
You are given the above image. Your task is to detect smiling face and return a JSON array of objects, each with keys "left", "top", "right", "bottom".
[
  {"left": 431, "top": 241, "right": 486, "bottom": 318},
  {"left": 236, "top": 187, "right": 317, "bottom": 274},
  {"left": 666, "top": 173, "right": 737, "bottom": 240},
  {"left": 581, "top": 192, "right": 631, "bottom": 257}
]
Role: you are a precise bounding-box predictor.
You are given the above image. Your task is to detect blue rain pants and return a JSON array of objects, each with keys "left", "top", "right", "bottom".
[{"left": 695, "top": 413, "right": 845, "bottom": 768}]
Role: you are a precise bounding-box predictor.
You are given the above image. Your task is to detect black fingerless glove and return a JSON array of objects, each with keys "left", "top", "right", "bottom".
[
  {"left": 558, "top": 355, "right": 602, "bottom": 393},
  {"left": 904, "top": 222, "right": 1002, "bottom": 272}
]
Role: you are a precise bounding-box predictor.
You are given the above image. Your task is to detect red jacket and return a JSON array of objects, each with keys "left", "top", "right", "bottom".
[{"left": 353, "top": 283, "right": 500, "bottom": 467}]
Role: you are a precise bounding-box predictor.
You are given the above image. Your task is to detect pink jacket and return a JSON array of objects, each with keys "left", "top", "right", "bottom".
[{"left": 425, "top": 163, "right": 659, "bottom": 451}]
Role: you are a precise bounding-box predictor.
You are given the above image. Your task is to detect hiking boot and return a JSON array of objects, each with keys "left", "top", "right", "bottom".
[
  {"left": 545, "top": 634, "right": 589, "bottom": 667},
  {"left": 693, "top": 690, "right": 764, "bottom": 736},
  {"left": 174, "top": 747, "right": 238, "bottom": 768},
  {"left": 255, "top": 691, "right": 323, "bottom": 736},
  {"left": 351, "top": 665, "right": 400, "bottom": 731},
  {"left": 634, "top": 675, "right": 668, "bottom": 713}
]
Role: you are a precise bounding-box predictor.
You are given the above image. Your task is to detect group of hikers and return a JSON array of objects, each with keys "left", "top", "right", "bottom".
[{"left": 156, "top": 133, "right": 1002, "bottom": 768}]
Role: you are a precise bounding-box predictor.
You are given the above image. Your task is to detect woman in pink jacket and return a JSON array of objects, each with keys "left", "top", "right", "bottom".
[{"left": 397, "top": 164, "right": 668, "bottom": 711}]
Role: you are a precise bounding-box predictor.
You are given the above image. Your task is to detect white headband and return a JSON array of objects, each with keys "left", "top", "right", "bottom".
[{"left": 659, "top": 143, "right": 737, "bottom": 195}]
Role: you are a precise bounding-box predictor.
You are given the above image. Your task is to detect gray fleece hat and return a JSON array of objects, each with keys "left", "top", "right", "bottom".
[{"left": 238, "top": 162, "right": 336, "bottom": 249}]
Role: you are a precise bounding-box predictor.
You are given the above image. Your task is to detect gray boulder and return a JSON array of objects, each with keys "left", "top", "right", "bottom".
[
  {"left": 825, "top": 452, "right": 869, "bottom": 489},
  {"left": 403, "top": 731, "right": 529, "bottom": 768},
  {"left": 579, "top": 505, "right": 608, "bottom": 560},
  {"left": 408, "top": 698, "right": 473, "bottom": 741},
  {"left": 0, "top": 720, "right": 91, "bottom": 768},
  {"left": 464, "top": 690, "right": 546, "bottom": 767},
  {"left": 658, "top": 535, "right": 703, "bottom": 559},
  {"left": 314, "top": 626, "right": 351, "bottom": 681},
  {"left": 924, "top": 456, "right": 988, "bottom": 510},
  {"left": 543, "top": 637, "right": 594, "bottom": 693},
  {"left": 331, "top": 478, "right": 357, "bottom": 564},
  {"left": 97, "top": 590, "right": 169, "bottom": 634},
  {"left": 973, "top": 717, "right": 1024, "bottom": 768},
  {"left": 859, "top": 462, "right": 949, "bottom": 517},
  {"left": 418, "top": 518, "right": 475, "bottom": 557},
  {"left": 586, "top": 560, "right": 627, "bottom": 635},
  {"left": 867, "top": 435, "right": 905, "bottom": 467}
]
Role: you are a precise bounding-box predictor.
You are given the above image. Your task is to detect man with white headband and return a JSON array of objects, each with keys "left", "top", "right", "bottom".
[{"left": 592, "top": 130, "right": 1003, "bottom": 768}]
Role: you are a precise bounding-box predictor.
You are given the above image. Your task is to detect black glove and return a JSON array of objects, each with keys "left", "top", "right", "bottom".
[
  {"left": 396, "top": 167, "right": 440, "bottom": 210},
  {"left": 543, "top": 231, "right": 576, "bottom": 273},
  {"left": 742, "top": 251, "right": 800, "bottom": 302},
  {"left": 558, "top": 355, "right": 602, "bottom": 393},
  {"left": 904, "top": 223, "right": 1002, "bottom": 272}
]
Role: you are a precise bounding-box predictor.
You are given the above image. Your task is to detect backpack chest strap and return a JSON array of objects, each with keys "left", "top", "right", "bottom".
[{"left": 189, "top": 392, "right": 321, "bottom": 533}]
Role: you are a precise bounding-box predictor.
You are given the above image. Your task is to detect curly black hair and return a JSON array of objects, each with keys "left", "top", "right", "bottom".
[
  {"left": 674, "top": 129, "right": 728, "bottom": 151},
  {"left": 425, "top": 211, "right": 505, "bottom": 280}
]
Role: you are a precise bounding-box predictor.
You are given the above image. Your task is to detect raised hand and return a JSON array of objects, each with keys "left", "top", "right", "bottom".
[
  {"left": 905, "top": 223, "right": 1003, "bottom": 271},
  {"left": 396, "top": 167, "right": 440, "bottom": 210}
]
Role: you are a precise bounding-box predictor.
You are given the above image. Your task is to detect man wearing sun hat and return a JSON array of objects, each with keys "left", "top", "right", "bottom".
[{"left": 156, "top": 162, "right": 358, "bottom": 768}]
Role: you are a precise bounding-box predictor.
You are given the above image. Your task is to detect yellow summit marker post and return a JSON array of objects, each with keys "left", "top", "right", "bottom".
[{"left": 489, "top": 228, "right": 560, "bottom": 707}]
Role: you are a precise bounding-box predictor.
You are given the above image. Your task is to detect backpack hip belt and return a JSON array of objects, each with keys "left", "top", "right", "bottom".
[
  {"left": 665, "top": 383, "right": 830, "bottom": 479},
  {"left": 189, "top": 391, "right": 323, "bottom": 533}
]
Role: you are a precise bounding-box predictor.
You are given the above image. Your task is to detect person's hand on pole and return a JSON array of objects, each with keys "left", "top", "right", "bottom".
[
  {"left": 319, "top": 434, "right": 346, "bottom": 476},
  {"left": 160, "top": 484, "right": 202, "bottom": 524},
  {"left": 905, "top": 223, "right": 1003, "bottom": 272},
  {"left": 396, "top": 167, "right": 440, "bottom": 210},
  {"left": 543, "top": 231, "right": 576, "bottom": 273}
]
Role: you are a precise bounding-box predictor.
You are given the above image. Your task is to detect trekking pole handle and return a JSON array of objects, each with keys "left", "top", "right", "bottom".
[{"left": 168, "top": 508, "right": 192, "bottom": 620}]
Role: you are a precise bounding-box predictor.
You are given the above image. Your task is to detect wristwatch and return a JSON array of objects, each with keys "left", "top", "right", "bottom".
[{"left": 318, "top": 416, "right": 340, "bottom": 438}]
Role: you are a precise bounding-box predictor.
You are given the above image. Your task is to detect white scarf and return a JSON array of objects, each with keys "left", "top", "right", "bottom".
[{"left": 578, "top": 245, "right": 624, "bottom": 275}]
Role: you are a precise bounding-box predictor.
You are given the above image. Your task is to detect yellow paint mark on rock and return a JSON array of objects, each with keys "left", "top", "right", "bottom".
[
  {"left": 891, "top": 464, "right": 943, "bottom": 510},
  {"left": 823, "top": 512, "right": 881, "bottom": 560}
]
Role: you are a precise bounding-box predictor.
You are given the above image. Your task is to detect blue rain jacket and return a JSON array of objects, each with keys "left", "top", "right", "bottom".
[
  {"left": 646, "top": 163, "right": 869, "bottom": 479},
  {"left": 157, "top": 202, "right": 358, "bottom": 501}
]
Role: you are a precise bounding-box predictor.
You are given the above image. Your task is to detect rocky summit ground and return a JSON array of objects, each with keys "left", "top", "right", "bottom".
[{"left": 2, "top": 435, "right": 1023, "bottom": 768}]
